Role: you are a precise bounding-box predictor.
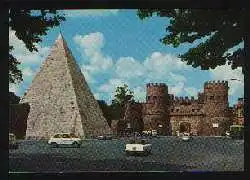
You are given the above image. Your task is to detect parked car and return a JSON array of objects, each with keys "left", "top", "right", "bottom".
[
  {"left": 97, "top": 134, "right": 113, "bottom": 140},
  {"left": 181, "top": 132, "right": 191, "bottom": 141},
  {"left": 142, "top": 130, "right": 157, "bottom": 137},
  {"left": 48, "top": 133, "right": 82, "bottom": 148},
  {"left": 151, "top": 130, "right": 157, "bottom": 137},
  {"left": 9, "top": 133, "right": 18, "bottom": 149},
  {"left": 125, "top": 138, "right": 152, "bottom": 156}
]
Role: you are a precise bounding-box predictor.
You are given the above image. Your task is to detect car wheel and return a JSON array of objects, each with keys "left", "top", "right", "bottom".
[{"left": 51, "top": 142, "right": 58, "bottom": 148}]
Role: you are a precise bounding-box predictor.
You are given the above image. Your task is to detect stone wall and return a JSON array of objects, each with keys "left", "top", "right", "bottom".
[{"left": 124, "top": 80, "right": 233, "bottom": 136}]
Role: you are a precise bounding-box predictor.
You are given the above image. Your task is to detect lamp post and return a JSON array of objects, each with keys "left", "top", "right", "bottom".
[{"left": 158, "top": 124, "right": 163, "bottom": 135}]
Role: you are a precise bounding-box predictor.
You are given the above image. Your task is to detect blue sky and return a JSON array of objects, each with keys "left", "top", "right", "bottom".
[{"left": 9, "top": 9, "right": 244, "bottom": 106}]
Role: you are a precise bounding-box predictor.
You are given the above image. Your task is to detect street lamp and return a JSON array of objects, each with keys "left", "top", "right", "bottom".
[{"left": 158, "top": 124, "right": 163, "bottom": 135}]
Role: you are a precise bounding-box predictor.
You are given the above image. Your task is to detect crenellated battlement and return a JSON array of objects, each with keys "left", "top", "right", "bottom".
[
  {"left": 173, "top": 96, "right": 197, "bottom": 104},
  {"left": 204, "top": 80, "right": 228, "bottom": 89},
  {"left": 146, "top": 83, "right": 167, "bottom": 87}
]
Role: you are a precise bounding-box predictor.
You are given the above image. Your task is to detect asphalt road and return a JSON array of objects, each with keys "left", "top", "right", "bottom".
[{"left": 9, "top": 136, "right": 244, "bottom": 172}]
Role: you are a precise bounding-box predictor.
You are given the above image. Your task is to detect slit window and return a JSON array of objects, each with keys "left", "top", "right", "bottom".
[{"left": 210, "top": 96, "right": 214, "bottom": 100}]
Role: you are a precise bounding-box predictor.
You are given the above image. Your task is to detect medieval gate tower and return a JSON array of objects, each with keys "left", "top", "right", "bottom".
[
  {"left": 201, "top": 80, "right": 230, "bottom": 135},
  {"left": 143, "top": 83, "right": 171, "bottom": 135}
]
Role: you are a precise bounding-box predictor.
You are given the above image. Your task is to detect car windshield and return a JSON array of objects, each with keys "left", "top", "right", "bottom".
[
  {"left": 54, "top": 134, "right": 63, "bottom": 138},
  {"left": 62, "top": 134, "right": 70, "bottom": 138}
]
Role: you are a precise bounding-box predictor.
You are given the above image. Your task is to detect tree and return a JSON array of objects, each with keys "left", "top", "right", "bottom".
[
  {"left": 112, "top": 84, "right": 134, "bottom": 105},
  {"left": 9, "top": 10, "right": 65, "bottom": 84},
  {"left": 111, "top": 84, "right": 134, "bottom": 119},
  {"left": 137, "top": 9, "right": 246, "bottom": 73},
  {"left": 9, "top": 92, "right": 20, "bottom": 104}
]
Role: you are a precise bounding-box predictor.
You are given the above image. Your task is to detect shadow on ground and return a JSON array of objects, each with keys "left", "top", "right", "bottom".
[{"left": 9, "top": 153, "right": 196, "bottom": 172}]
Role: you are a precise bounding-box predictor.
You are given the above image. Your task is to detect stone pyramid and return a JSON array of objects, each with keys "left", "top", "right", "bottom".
[{"left": 20, "top": 33, "right": 111, "bottom": 140}]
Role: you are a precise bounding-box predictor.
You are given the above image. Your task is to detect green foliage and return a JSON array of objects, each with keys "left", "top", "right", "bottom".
[
  {"left": 9, "top": 46, "right": 22, "bottom": 84},
  {"left": 230, "top": 125, "right": 244, "bottom": 139},
  {"left": 9, "top": 10, "right": 65, "bottom": 84},
  {"left": 9, "top": 92, "right": 20, "bottom": 104},
  {"left": 112, "top": 84, "right": 134, "bottom": 105},
  {"left": 111, "top": 84, "right": 134, "bottom": 119},
  {"left": 137, "top": 9, "right": 246, "bottom": 73}
]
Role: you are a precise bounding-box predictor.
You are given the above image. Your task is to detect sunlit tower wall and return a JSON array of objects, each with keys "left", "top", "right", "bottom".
[
  {"left": 142, "top": 83, "right": 171, "bottom": 135},
  {"left": 202, "top": 80, "right": 230, "bottom": 135}
]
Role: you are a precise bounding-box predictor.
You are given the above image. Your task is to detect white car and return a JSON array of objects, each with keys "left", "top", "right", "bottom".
[
  {"left": 125, "top": 139, "right": 152, "bottom": 156},
  {"left": 97, "top": 134, "right": 113, "bottom": 140},
  {"left": 181, "top": 132, "right": 191, "bottom": 141},
  {"left": 151, "top": 130, "right": 157, "bottom": 137},
  {"left": 48, "top": 133, "right": 82, "bottom": 148}
]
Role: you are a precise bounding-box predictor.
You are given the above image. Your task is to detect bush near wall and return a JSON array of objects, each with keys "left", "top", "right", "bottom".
[{"left": 9, "top": 103, "right": 30, "bottom": 139}]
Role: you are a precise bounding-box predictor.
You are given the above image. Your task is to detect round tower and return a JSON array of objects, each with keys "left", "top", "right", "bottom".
[
  {"left": 203, "top": 80, "right": 229, "bottom": 116},
  {"left": 202, "top": 80, "right": 230, "bottom": 135},
  {"left": 143, "top": 83, "right": 171, "bottom": 135}
]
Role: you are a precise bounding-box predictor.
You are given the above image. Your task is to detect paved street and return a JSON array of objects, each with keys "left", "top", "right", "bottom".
[{"left": 9, "top": 136, "right": 244, "bottom": 172}]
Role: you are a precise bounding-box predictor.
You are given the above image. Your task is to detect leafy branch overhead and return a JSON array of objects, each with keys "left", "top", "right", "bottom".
[
  {"left": 137, "top": 9, "right": 245, "bottom": 73},
  {"left": 9, "top": 10, "right": 65, "bottom": 84}
]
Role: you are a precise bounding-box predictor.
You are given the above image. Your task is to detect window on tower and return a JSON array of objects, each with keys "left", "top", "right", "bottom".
[{"left": 210, "top": 96, "right": 214, "bottom": 100}]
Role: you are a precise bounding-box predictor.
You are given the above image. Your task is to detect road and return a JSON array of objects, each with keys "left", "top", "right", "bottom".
[{"left": 9, "top": 136, "right": 244, "bottom": 172}]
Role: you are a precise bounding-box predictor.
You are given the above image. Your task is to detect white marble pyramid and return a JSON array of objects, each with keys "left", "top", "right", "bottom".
[{"left": 20, "top": 34, "right": 111, "bottom": 139}]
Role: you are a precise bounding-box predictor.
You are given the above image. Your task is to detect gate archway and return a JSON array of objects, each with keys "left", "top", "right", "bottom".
[{"left": 179, "top": 122, "right": 191, "bottom": 133}]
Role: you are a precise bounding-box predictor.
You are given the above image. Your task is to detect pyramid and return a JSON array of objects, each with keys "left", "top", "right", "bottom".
[{"left": 20, "top": 34, "right": 111, "bottom": 140}]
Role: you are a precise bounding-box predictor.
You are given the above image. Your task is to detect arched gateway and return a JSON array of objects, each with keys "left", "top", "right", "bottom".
[{"left": 179, "top": 122, "right": 191, "bottom": 133}]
